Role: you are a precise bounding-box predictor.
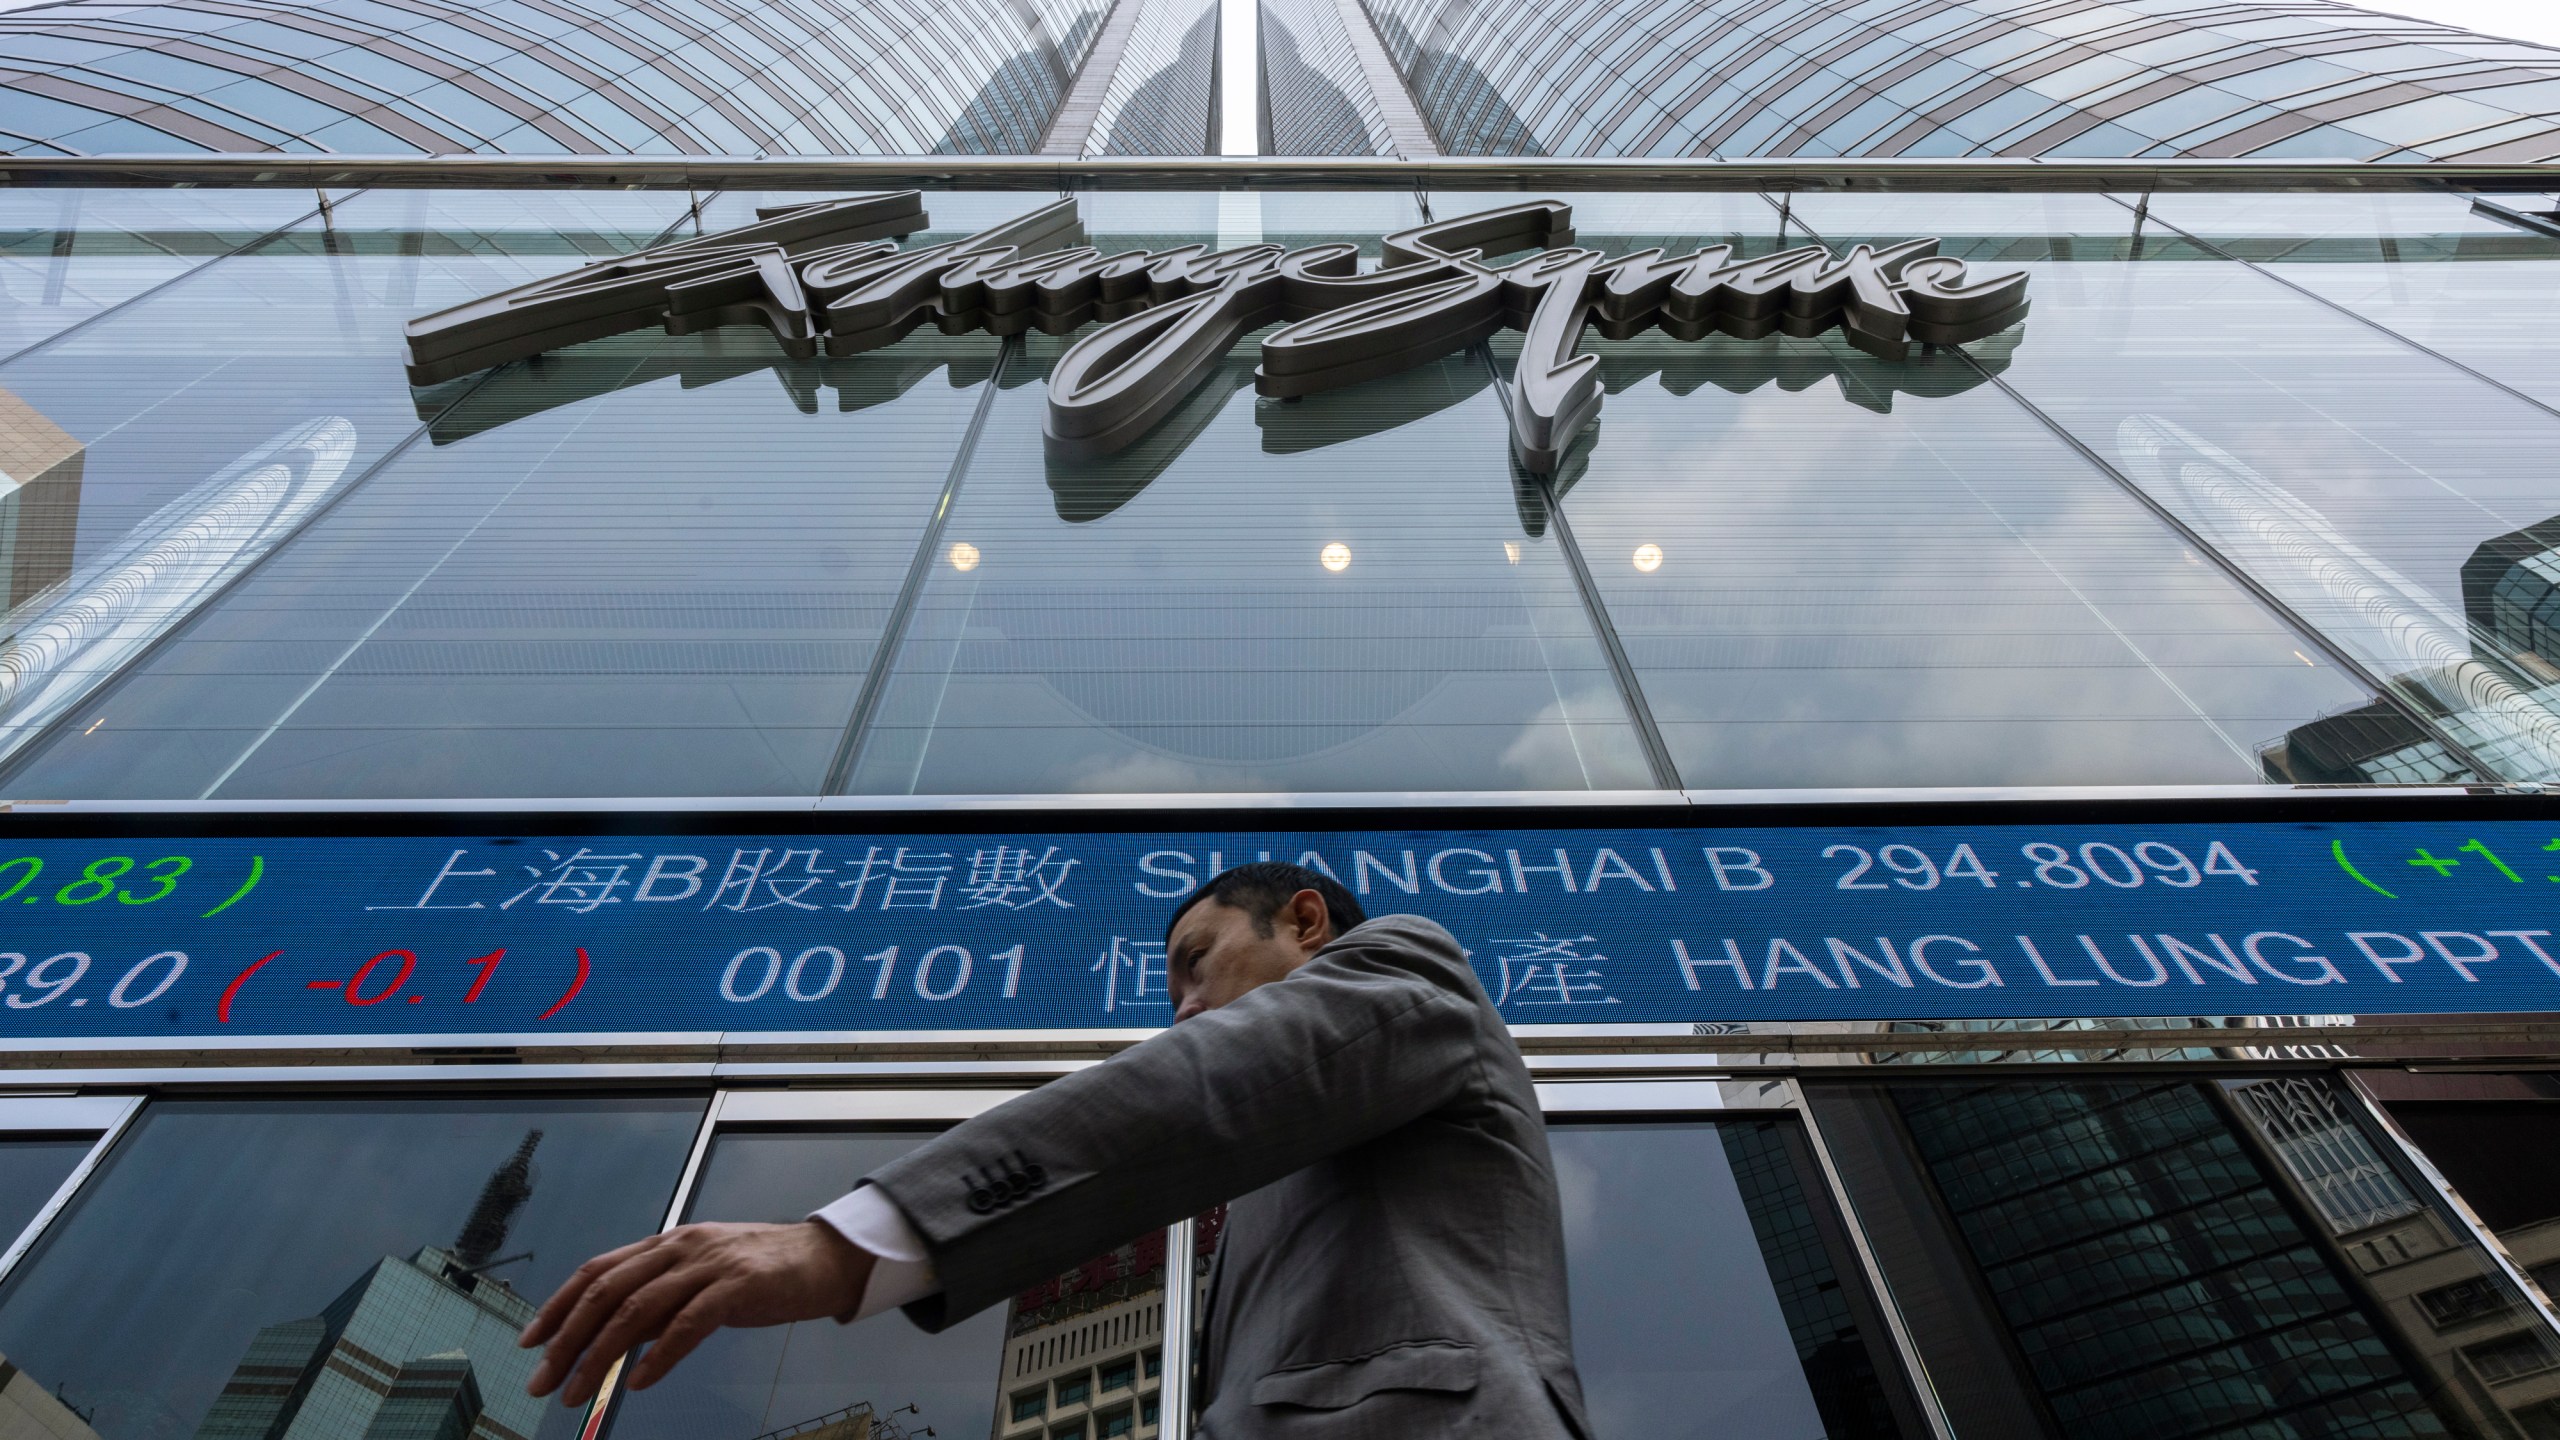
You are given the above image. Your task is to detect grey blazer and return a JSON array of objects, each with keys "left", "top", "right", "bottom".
[{"left": 864, "top": 914, "right": 1592, "bottom": 1440}]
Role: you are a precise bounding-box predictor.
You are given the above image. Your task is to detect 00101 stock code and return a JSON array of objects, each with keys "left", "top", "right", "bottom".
[{"left": 1816, "top": 840, "right": 2261, "bottom": 892}]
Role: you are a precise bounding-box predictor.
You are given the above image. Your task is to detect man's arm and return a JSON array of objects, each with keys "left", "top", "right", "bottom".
[
  {"left": 520, "top": 916, "right": 1484, "bottom": 1397},
  {"left": 520, "top": 1215, "right": 876, "bottom": 1402},
  {"left": 864, "top": 914, "right": 1484, "bottom": 1327}
]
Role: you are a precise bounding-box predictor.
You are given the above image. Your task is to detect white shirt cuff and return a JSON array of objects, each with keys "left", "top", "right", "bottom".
[{"left": 811, "top": 1183, "right": 941, "bottom": 1321}]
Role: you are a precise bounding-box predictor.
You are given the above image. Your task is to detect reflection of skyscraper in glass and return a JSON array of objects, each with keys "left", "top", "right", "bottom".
[
  {"left": 0, "top": 1351, "right": 105, "bottom": 1440},
  {"left": 2261, "top": 514, "right": 2560, "bottom": 785},
  {"left": 1887, "top": 1081, "right": 2462, "bottom": 1439},
  {"left": 2463, "top": 517, "right": 2560, "bottom": 689},
  {"left": 2118, "top": 414, "right": 2560, "bottom": 782},
  {"left": 990, "top": 1221, "right": 1204, "bottom": 1440},
  {"left": 193, "top": 1133, "right": 546, "bottom": 1440},
  {"left": 0, "top": 387, "right": 82, "bottom": 612}
]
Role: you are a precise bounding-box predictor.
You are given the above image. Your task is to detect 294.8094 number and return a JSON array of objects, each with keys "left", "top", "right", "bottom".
[{"left": 1824, "top": 840, "right": 2260, "bottom": 891}]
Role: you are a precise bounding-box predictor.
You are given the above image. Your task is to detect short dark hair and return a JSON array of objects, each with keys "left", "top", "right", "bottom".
[{"left": 1164, "top": 861, "right": 1367, "bottom": 946}]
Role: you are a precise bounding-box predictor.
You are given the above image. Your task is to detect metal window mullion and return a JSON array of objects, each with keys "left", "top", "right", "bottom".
[
  {"left": 0, "top": 1092, "right": 144, "bottom": 1290},
  {"left": 2104, "top": 192, "right": 2560, "bottom": 433},
  {"left": 824, "top": 332, "right": 1021, "bottom": 796},
  {"left": 1779, "top": 1080, "right": 1963, "bottom": 1440},
  {"left": 1468, "top": 343, "right": 1680, "bottom": 789},
  {"left": 572, "top": 1088, "right": 730, "bottom": 1440},
  {"left": 1161, "top": 1214, "right": 1198, "bottom": 1440}
]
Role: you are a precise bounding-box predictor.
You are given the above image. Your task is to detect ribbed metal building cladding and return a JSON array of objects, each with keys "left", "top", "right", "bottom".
[
  {"left": 1355, "top": 0, "right": 2560, "bottom": 158},
  {"left": 0, "top": 0, "right": 1110, "bottom": 155},
  {"left": 1263, "top": 0, "right": 1395, "bottom": 154},
  {"left": 1085, "top": 0, "right": 1219, "bottom": 155}
]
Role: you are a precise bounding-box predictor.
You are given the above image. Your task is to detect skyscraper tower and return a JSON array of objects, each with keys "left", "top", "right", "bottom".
[
  {"left": 193, "top": 1131, "right": 549, "bottom": 1440},
  {"left": 452, "top": 1130, "right": 540, "bottom": 1274},
  {"left": 0, "top": 0, "right": 2549, "bottom": 158}
]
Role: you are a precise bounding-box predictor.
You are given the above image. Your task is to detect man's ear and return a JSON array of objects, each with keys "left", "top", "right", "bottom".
[{"left": 1283, "top": 889, "right": 1332, "bottom": 951}]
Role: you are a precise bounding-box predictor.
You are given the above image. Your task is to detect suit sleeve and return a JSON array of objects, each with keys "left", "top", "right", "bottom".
[{"left": 861, "top": 915, "right": 1487, "bottom": 1330}]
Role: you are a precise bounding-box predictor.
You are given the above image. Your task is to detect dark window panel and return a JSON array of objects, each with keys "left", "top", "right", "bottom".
[
  {"left": 0, "top": 1134, "right": 91, "bottom": 1251},
  {"left": 0, "top": 1096, "right": 706, "bottom": 1440}
]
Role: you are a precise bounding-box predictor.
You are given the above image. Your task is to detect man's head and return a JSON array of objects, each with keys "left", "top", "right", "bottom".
[{"left": 1163, "top": 862, "right": 1367, "bottom": 1023}]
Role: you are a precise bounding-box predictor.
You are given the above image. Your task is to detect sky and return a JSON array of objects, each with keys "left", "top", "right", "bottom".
[{"left": 2352, "top": 0, "right": 2560, "bottom": 45}]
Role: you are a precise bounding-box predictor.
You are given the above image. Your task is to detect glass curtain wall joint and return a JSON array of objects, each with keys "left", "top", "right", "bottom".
[{"left": 406, "top": 190, "right": 2027, "bottom": 474}]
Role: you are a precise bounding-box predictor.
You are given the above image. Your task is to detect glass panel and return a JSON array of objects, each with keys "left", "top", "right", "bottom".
[
  {"left": 993, "top": 1226, "right": 1175, "bottom": 1440},
  {"left": 844, "top": 334, "right": 1653, "bottom": 795},
  {"left": 0, "top": 187, "right": 690, "bottom": 796},
  {"left": 1788, "top": 190, "right": 2210, "bottom": 262},
  {"left": 2229, "top": 202, "right": 2560, "bottom": 417},
  {"left": 0, "top": 187, "right": 318, "bottom": 357},
  {"left": 1985, "top": 250, "right": 2560, "bottom": 781},
  {"left": 1814, "top": 1078, "right": 2560, "bottom": 1440},
  {"left": 687, "top": 188, "right": 1061, "bottom": 242},
  {"left": 0, "top": 1132, "right": 91, "bottom": 1247},
  {"left": 2143, "top": 191, "right": 2560, "bottom": 262},
  {"left": 608, "top": 1129, "right": 1171, "bottom": 1440},
  {"left": 605, "top": 1128, "right": 1007, "bottom": 1440},
  {"left": 1544, "top": 328, "right": 2377, "bottom": 788},
  {"left": 1427, "top": 188, "right": 1781, "bottom": 256},
  {"left": 27, "top": 329, "right": 993, "bottom": 799},
  {"left": 0, "top": 1095, "right": 705, "bottom": 1440},
  {"left": 2368, "top": 1075, "right": 2560, "bottom": 1316},
  {"left": 1551, "top": 1119, "right": 1914, "bottom": 1439}
]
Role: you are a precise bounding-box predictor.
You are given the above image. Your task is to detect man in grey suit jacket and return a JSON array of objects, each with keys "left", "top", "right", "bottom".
[{"left": 520, "top": 861, "right": 1592, "bottom": 1440}]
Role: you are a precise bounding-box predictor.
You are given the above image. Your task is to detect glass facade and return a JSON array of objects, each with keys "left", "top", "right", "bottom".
[
  {"left": 0, "top": 1096, "right": 706, "bottom": 1440},
  {"left": 4, "top": 0, "right": 2556, "bottom": 161},
  {"left": 0, "top": 0, "right": 1111, "bottom": 156},
  {"left": 1, "top": 1081, "right": 2548, "bottom": 1440},
  {"left": 0, "top": 1134, "right": 89, "bottom": 1247},
  {"left": 1359, "top": 0, "right": 2560, "bottom": 158},
  {"left": 1809, "top": 1076, "right": 2560, "bottom": 1440},
  {"left": 1263, "top": 0, "right": 1395, "bottom": 155},
  {"left": 0, "top": 6, "right": 2553, "bottom": 1427},
  {"left": 1549, "top": 1119, "right": 1915, "bottom": 1439},
  {"left": 1083, "top": 0, "right": 1220, "bottom": 156},
  {"left": 0, "top": 183, "right": 2550, "bottom": 796}
]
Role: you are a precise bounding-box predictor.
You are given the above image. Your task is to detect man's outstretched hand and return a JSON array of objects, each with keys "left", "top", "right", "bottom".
[{"left": 520, "top": 1220, "right": 877, "bottom": 1405}]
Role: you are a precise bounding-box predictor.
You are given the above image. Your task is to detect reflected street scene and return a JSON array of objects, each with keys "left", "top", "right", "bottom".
[
  {"left": 0, "top": 1099, "right": 705, "bottom": 1440},
  {"left": 987, "top": 1219, "right": 1195, "bottom": 1440}
]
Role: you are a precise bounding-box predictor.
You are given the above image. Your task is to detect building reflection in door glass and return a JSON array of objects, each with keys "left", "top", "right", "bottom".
[
  {"left": 2229, "top": 1077, "right": 2560, "bottom": 1440},
  {"left": 2368, "top": 1071, "right": 2560, "bottom": 1309},
  {"left": 0, "top": 1097, "right": 704, "bottom": 1440},
  {"left": 603, "top": 1130, "right": 1005, "bottom": 1440},
  {"left": 1875, "top": 1078, "right": 2560, "bottom": 1440},
  {"left": 607, "top": 1130, "right": 1177, "bottom": 1440},
  {"left": 0, "top": 1135, "right": 92, "bottom": 1251},
  {"left": 1548, "top": 1120, "right": 1911, "bottom": 1440},
  {"left": 987, "top": 1214, "right": 1197, "bottom": 1440}
]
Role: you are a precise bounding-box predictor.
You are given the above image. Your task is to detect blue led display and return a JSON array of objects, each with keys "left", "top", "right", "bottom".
[{"left": 1, "top": 818, "right": 2557, "bottom": 1042}]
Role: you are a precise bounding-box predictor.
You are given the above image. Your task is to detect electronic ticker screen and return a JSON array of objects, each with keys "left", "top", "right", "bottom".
[{"left": 2, "top": 806, "right": 2556, "bottom": 1044}]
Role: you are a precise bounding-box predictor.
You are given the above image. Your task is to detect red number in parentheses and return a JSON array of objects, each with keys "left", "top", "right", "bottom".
[{"left": 535, "top": 947, "right": 590, "bottom": 1022}]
